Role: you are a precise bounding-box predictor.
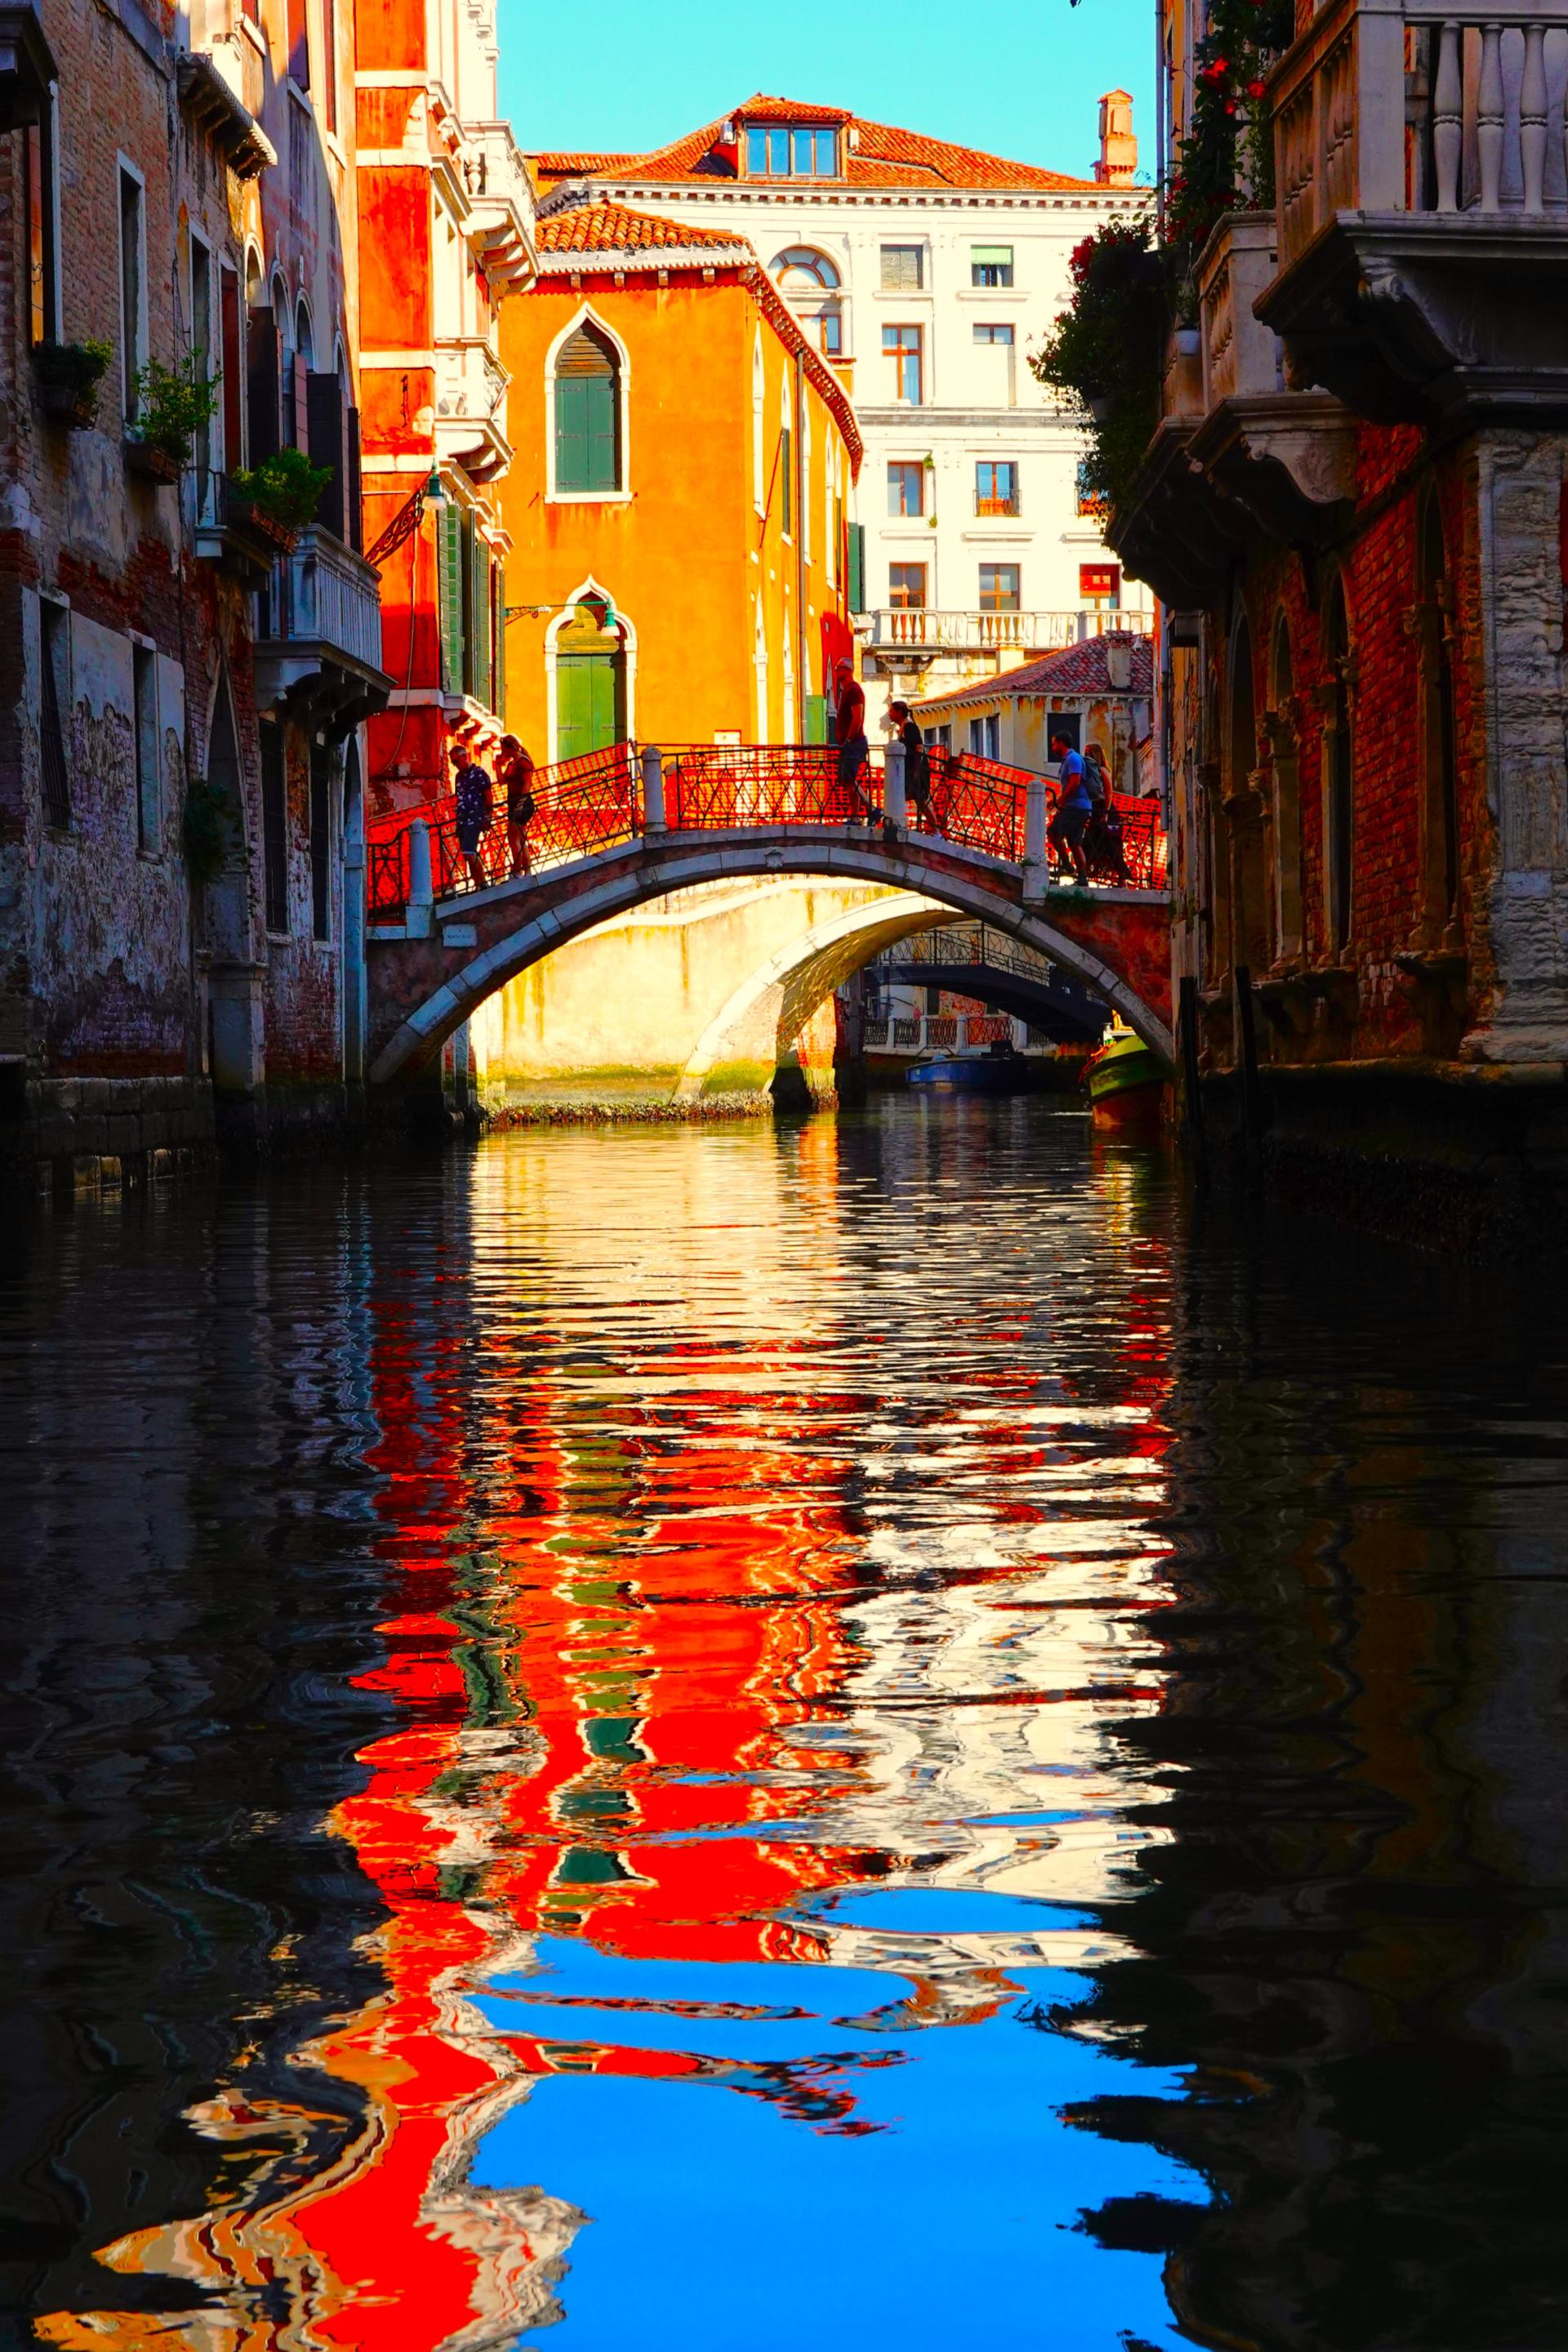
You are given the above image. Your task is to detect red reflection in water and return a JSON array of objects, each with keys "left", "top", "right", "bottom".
[{"left": 38, "top": 1169, "right": 1174, "bottom": 2350}]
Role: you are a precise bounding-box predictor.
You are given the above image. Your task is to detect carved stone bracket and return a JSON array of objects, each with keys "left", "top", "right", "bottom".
[
  {"left": 1108, "top": 421, "right": 1250, "bottom": 610},
  {"left": 1188, "top": 392, "right": 1356, "bottom": 544}
]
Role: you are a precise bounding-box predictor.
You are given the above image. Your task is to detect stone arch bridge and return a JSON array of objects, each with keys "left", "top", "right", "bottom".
[{"left": 365, "top": 743, "right": 1172, "bottom": 1089}]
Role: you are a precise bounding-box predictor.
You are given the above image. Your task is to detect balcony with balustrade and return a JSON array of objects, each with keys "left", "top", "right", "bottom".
[
  {"left": 1111, "top": 203, "right": 1359, "bottom": 608},
  {"left": 434, "top": 336, "right": 512, "bottom": 481},
  {"left": 459, "top": 120, "right": 537, "bottom": 296},
  {"left": 1255, "top": 0, "right": 1568, "bottom": 420},
  {"left": 861, "top": 606, "right": 1153, "bottom": 669},
  {"left": 254, "top": 527, "right": 394, "bottom": 738}
]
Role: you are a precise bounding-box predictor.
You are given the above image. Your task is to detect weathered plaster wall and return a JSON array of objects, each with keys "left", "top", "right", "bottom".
[{"left": 469, "top": 875, "right": 913, "bottom": 1107}]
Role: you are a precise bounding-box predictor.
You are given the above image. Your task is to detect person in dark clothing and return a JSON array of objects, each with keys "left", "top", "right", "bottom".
[
  {"left": 834, "top": 658, "right": 876, "bottom": 822},
  {"left": 450, "top": 743, "right": 493, "bottom": 889},
  {"left": 499, "top": 734, "right": 537, "bottom": 877},
  {"left": 888, "top": 701, "right": 931, "bottom": 828}
]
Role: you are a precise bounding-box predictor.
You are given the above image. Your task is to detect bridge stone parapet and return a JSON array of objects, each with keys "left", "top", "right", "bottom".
[{"left": 367, "top": 823, "right": 1173, "bottom": 1087}]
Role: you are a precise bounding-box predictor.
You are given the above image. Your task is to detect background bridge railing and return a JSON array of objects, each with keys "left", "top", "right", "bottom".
[{"left": 365, "top": 741, "right": 1168, "bottom": 915}]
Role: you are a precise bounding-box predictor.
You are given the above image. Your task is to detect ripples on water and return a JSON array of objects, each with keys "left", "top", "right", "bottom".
[{"left": 2, "top": 1101, "right": 1565, "bottom": 2351}]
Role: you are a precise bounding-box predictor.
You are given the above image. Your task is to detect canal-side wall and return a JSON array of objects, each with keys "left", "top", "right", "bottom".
[{"left": 1193, "top": 1062, "right": 1568, "bottom": 1258}]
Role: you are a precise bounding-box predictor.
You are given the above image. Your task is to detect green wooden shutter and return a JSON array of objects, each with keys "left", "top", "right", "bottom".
[
  {"left": 586, "top": 372, "right": 617, "bottom": 492},
  {"left": 493, "top": 562, "right": 506, "bottom": 721},
  {"left": 459, "top": 507, "right": 477, "bottom": 698},
  {"left": 556, "top": 327, "right": 621, "bottom": 493},
  {"left": 848, "top": 521, "right": 866, "bottom": 614},
  {"left": 438, "top": 504, "right": 465, "bottom": 693},
  {"left": 472, "top": 532, "right": 491, "bottom": 711},
  {"left": 804, "top": 693, "right": 829, "bottom": 745},
  {"left": 558, "top": 653, "right": 621, "bottom": 760}
]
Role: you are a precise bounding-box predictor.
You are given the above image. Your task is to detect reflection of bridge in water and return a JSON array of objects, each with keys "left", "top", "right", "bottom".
[{"left": 364, "top": 742, "right": 1174, "bottom": 1089}]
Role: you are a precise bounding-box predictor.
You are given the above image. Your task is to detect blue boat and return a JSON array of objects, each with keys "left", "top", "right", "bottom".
[{"left": 907, "top": 1047, "right": 1029, "bottom": 1095}]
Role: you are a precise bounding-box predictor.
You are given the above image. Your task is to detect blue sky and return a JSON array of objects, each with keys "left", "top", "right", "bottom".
[{"left": 497, "top": 0, "right": 1156, "bottom": 181}]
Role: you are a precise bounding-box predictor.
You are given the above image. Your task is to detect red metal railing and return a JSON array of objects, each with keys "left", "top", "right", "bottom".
[
  {"left": 363, "top": 741, "right": 1168, "bottom": 915},
  {"left": 367, "top": 743, "right": 640, "bottom": 915}
]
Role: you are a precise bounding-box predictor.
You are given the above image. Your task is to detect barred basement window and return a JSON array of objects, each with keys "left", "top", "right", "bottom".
[{"left": 261, "top": 724, "right": 288, "bottom": 935}]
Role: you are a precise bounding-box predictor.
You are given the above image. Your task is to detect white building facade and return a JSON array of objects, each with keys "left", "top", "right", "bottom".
[{"left": 531, "top": 93, "right": 1152, "bottom": 733}]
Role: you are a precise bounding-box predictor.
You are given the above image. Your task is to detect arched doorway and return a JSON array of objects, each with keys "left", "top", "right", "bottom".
[
  {"left": 550, "top": 597, "right": 628, "bottom": 763},
  {"left": 1226, "top": 612, "right": 1268, "bottom": 976}
]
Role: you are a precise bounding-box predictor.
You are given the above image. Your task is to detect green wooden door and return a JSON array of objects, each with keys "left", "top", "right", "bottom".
[{"left": 557, "top": 650, "right": 622, "bottom": 761}]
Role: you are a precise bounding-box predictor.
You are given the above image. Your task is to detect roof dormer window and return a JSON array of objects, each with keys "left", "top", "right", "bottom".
[{"left": 746, "top": 124, "right": 837, "bottom": 177}]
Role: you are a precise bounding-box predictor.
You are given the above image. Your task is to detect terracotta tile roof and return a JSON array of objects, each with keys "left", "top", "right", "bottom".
[
  {"left": 532, "top": 150, "right": 638, "bottom": 176},
  {"left": 536, "top": 199, "right": 748, "bottom": 256},
  {"left": 911, "top": 634, "right": 1154, "bottom": 715},
  {"left": 850, "top": 116, "right": 1098, "bottom": 191},
  {"left": 528, "top": 194, "right": 864, "bottom": 474},
  {"left": 528, "top": 96, "right": 1102, "bottom": 194},
  {"left": 733, "top": 94, "right": 853, "bottom": 125}
]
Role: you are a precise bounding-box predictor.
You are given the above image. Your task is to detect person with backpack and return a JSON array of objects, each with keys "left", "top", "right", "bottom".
[
  {"left": 1046, "top": 734, "right": 1091, "bottom": 883},
  {"left": 501, "top": 735, "right": 537, "bottom": 877}
]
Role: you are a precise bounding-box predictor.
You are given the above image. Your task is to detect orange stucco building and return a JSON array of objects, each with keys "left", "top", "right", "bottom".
[
  {"left": 498, "top": 195, "right": 862, "bottom": 763},
  {"left": 354, "top": 0, "right": 534, "bottom": 818}
]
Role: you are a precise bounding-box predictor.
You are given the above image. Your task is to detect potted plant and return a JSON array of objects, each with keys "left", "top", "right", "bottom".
[
  {"left": 229, "top": 447, "right": 332, "bottom": 550},
  {"left": 127, "top": 354, "right": 220, "bottom": 484},
  {"left": 33, "top": 339, "right": 114, "bottom": 429}
]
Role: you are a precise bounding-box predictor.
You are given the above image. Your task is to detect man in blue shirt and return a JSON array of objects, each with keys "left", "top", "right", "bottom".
[{"left": 1048, "top": 736, "right": 1091, "bottom": 883}]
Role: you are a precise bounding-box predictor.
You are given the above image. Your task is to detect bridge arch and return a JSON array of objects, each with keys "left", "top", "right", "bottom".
[
  {"left": 368, "top": 831, "right": 1173, "bottom": 1086},
  {"left": 673, "top": 890, "right": 951, "bottom": 1101}
]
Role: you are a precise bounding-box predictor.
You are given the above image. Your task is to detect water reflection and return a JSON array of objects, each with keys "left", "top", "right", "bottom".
[{"left": 2, "top": 1106, "right": 1564, "bottom": 2350}]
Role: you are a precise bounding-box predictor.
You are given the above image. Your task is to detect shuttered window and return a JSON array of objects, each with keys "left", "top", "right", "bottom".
[
  {"left": 470, "top": 519, "right": 492, "bottom": 708},
  {"left": 880, "top": 244, "right": 923, "bottom": 290},
  {"left": 555, "top": 323, "right": 621, "bottom": 493},
  {"left": 438, "top": 503, "right": 465, "bottom": 696}
]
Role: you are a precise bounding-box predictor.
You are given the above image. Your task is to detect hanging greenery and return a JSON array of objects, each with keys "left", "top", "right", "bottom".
[
  {"left": 1167, "top": 0, "right": 1297, "bottom": 251},
  {"left": 231, "top": 446, "right": 332, "bottom": 532},
  {"left": 1031, "top": 220, "right": 1169, "bottom": 519}
]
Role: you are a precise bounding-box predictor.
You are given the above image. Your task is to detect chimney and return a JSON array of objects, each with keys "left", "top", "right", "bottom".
[{"left": 1095, "top": 90, "right": 1136, "bottom": 186}]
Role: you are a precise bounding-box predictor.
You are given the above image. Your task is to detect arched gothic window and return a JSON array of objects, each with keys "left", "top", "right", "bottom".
[{"left": 554, "top": 320, "right": 622, "bottom": 494}]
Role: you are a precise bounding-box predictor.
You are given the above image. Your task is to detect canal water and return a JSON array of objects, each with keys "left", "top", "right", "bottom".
[{"left": 2, "top": 1102, "right": 1564, "bottom": 2352}]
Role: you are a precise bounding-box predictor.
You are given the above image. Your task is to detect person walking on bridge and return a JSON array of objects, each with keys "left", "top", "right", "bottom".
[
  {"left": 500, "top": 735, "right": 537, "bottom": 878},
  {"left": 451, "top": 742, "right": 493, "bottom": 890},
  {"left": 834, "top": 657, "right": 875, "bottom": 826},
  {"left": 1047, "top": 735, "right": 1091, "bottom": 884},
  {"left": 888, "top": 701, "right": 931, "bottom": 831}
]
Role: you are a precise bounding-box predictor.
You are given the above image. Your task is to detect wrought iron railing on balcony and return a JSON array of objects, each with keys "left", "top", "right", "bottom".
[
  {"left": 862, "top": 607, "right": 1154, "bottom": 654},
  {"left": 1273, "top": 0, "right": 1568, "bottom": 269}
]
